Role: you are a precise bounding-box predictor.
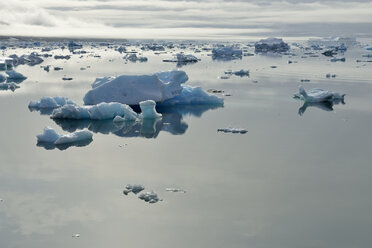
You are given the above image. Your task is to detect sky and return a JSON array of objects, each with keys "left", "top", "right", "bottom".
[{"left": 0, "top": 0, "right": 372, "bottom": 40}]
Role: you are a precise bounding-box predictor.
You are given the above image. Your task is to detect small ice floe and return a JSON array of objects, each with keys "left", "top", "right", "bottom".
[
  {"left": 28, "top": 96, "right": 75, "bottom": 109},
  {"left": 330, "top": 57, "right": 345, "bottom": 62},
  {"left": 365, "top": 46, "right": 372, "bottom": 51},
  {"left": 9, "top": 53, "right": 43, "bottom": 66},
  {"left": 217, "top": 127, "right": 247, "bottom": 134},
  {"left": 54, "top": 67, "right": 63, "bottom": 71},
  {"left": 123, "top": 184, "right": 145, "bottom": 195},
  {"left": 270, "top": 66, "right": 277, "bottom": 68},
  {"left": 6, "top": 70, "right": 27, "bottom": 80},
  {"left": 294, "top": 86, "right": 345, "bottom": 103},
  {"left": 254, "top": 38, "right": 290, "bottom": 53},
  {"left": 54, "top": 55, "right": 71, "bottom": 60},
  {"left": 322, "top": 49, "right": 338, "bottom": 57},
  {"left": 300, "top": 79, "right": 310, "bottom": 82},
  {"left": 207, "top": 89, "right": 224, "bottom": 93},
  {"left": 0, "top": 82, "right": 20, "bottom": 91},
  {"left": 37, "top": 126, "right": 93, "bottom": 145},
  {"left": 0, "top": 73, "right": 7, "bottom": 82},
  {"left": 138, "top": 191, "right": 161, "bottom": 204},
  {"left": 139, "top": 100, "right": 162, "bottom": 119},
  {"left": 62, "top": 77, "right": 73, "bottom": 81},
  {"left": 0, "top": 198, "right": 4, "bottom": 203},
  {"left": 224, "top": 69, "right": 249, "bottom": 77},
  {"left": 72, "top": 234, "right": 80, "bottom": 238},
  {"left": 166, "top": 188, "right": 186, "bottom": 193},
  {"left": 362, "top": 54, "right": 372, "bottom": 58},
  {"left": 219, "top": 76, "right": 230, "bottom": 79},
  {"left": 326, "top": 73, "right": 336, "bottom": 78}
]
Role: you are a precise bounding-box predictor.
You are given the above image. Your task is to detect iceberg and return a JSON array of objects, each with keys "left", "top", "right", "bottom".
[
  {"left": 28, "top": 97, "right": 76, "bottom": 109},
  {"left": 8, "top": 53, "right": 43, "bottom": 66},
  {"left": 365, "top": 46, "right": 372, "bottom": 51},
  {"left": 294, "top": 86, "right": 345, "bottom": 103},
  {"left": 212, "top": 46, "right": 242, "bottom": 60},
  {"left": 139, "top": 100, "right": 162, "bottom": 119},
  {"left": 255, "top": 38, "right": 290, "bottom": 53},
  {"left": 51, "top": 102, "right": 138, "bottom": 120},
  {"left": 224, "top": 69, "right": 249, "bottom": 77},
  {"left": 163, "top": 53, "right": 198, "bottom": 63},
  {"left": 159, "top": 86, "right": 224, "bottom": 106},
  {"left": 83, "top": 70, "right": 188, "bottom": 105},
  {"left": 36, "top": 126, "right": 93, "bottom": 145}
]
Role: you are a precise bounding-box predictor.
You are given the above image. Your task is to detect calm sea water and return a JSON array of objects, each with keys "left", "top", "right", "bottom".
[{"left": 1, "top": 40, "right": 372, "bottom": 248}]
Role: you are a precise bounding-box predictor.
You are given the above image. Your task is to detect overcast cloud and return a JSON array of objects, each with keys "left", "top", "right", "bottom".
[{"left": 0, "top": 0, "right": 371, "bottom": 39}]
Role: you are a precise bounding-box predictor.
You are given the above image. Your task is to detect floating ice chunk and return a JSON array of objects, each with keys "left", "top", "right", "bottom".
[
  {"left": 330, "top": 57, "right": 345, "bottom": 62},
  {"left": 0, "top": 82, "right": 19, "bottom": 91},
  {"left": 365, "top": 46, "right": 372, "bottom": 51},
  {"left": 37, "top": 126, "right": 93, "bottom": 145},
  {"left": 294, "top": 86, "right": 345, "bottom": 103},
  {"left": 255, "top": 38, "right": 289, "bottom": 53},
  {"left": 138, "top": 191, "right": 161, "bottom": 204},
  {"left": 28, "top": 97, "right": 76, "bottom": 109},
  {"left": 83, "top": 70, "right": 188, "bottom": 105},
  {"left": 218, "top": 127, "right": 247, "bottom": 134},
  {"left": 123, "top": 53, "right": 148, "bottom": 62},
  {"left": 159, "top": 86, "right": 224, "bottom": 106},
  {"left": 36, "top": 126, "right": 60, "bottom": 143},
  {"left": 164, "top": 53, "right": 198, "bottom": 63},
  {"left": 224, "top": 69, "right": 249, "bottom": 77},
  {"left": 5, "top": 70, "right": 27, "bottom": 80},
  {"left": 123, "top": 184, "right": 145, "bottom": 195},
  {"left": 72, "top": 234, "right": 80, "bottom": 238},
  {"left": 212, "top": 46, "right": 242, "bottom": 59},
  {"left": 54, "top": 130, "right": 93, "bottom": 145},
  {"left": 166, "top": 188, "right": 186, "bottom": 193},
  {"left": 51, "top": 102, "right": 138, "bottom": 120},
  {"left": 139, "top": 100, "right": 162, "bottom": 119}
]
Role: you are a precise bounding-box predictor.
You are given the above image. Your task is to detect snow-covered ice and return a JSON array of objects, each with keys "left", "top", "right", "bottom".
[
  {"left": 83, "top": 70, "right": 188, "bottom": 105},
  {"left": 139, "top": 100, "right": 162, "bottom": 119},
  {"left": 28, "top": 97, "right": 76, "bottom": 109},
  {"left": 294, "top": 86, "right": 345, "bottom": 103}
]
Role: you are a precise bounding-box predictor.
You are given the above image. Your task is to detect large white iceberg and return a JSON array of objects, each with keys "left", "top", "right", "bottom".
[
  {"left": 37, "top": 126, "right": 93, "bottom": 145},
  {"left": 158, "top": 86, "right": 224, "bottom": 106},
  {"left": 83, "top": 70, "right": 188, "bottom": 105},
  {"left": 51, "top": 102, "right": 138, "bottom": 120},
  {"left": 29, "top": 97, "right": 76, "bottom": 109}
]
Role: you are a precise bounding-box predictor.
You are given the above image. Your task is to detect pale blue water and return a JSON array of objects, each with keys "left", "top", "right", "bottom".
[{"left": 1, "top": 39, "right": 372, "bottom": 248}]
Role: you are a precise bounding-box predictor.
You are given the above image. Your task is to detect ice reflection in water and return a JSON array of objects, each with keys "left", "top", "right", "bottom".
[
  {"left": 51, "top": 104, "right": 221, "bottom": 138},
  {"left": 298, "top": 98, "right": 346, "bottom": 116}
]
